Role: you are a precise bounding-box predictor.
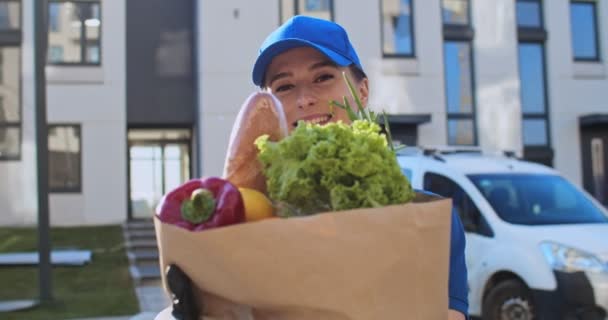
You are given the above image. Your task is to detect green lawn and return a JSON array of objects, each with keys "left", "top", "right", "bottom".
[{"left": 0, "top": 225, "right": 140, "bottom": 320}]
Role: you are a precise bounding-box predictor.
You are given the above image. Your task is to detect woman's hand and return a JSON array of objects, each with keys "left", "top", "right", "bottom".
[{"left": 166, "top": 264, "right": 199, "bottom": 320}]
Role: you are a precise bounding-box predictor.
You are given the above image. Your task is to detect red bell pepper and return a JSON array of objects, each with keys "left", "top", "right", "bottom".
[{"left": 156, "top": 177, "right": 245, "bottom": 231}]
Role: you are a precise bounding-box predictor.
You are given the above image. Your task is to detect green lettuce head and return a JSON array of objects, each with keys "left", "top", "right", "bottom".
[{"left": 255, "top": 120, "right": 414, "bottom": 216}]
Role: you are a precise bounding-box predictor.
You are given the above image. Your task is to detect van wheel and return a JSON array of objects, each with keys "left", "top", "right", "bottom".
[{"left": 482, "top": 279, "right": 535, "bottom": 320}]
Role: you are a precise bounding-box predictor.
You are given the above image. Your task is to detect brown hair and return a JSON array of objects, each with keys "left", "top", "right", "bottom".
[
  {"left": 349, "top": 65, "right": 367, "bottom": 83},
  {"left": 261, "top": 63, "right": 367, "bottom": 89}
]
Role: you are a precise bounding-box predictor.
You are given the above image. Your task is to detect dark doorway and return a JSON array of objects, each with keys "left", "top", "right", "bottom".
[
  {"left": 126, "top": 0, "right": 196, "bottom": 126},
  {"left": 380, "top": 114, "right": 431, "bottom": 146},
  {"left": 580, "top": 114, "right": 608, "bottom": 206}
]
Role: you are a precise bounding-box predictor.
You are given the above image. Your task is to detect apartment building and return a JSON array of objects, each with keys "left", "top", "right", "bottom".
[{"left": 0, "top": 0, "right": 606, "bottom": 225}]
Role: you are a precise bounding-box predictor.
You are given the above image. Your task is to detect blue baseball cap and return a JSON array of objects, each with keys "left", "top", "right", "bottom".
[{"left": 252, "top": 15, "right": 365, "bottom": 86}]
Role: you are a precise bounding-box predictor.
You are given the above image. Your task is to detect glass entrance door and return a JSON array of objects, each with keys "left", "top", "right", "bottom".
[
  {"left": 581, "top": 127, "right": 608, "bottom": 207},
  {"left": 128, "top": 129, "right": 191, "bottom": 219}
]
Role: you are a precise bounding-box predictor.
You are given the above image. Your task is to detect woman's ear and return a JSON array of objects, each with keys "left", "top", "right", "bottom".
[{"left": 358, "top": 78, "right": 369, "bottom": 107}]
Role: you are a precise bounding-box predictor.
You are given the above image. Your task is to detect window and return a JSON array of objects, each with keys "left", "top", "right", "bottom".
[
  {"left": 469, "top": 174, "right": 607, "bottom": 225},
  {"left": 48, "top": 1, "right": 101, "bottom": 65},
  {"left": 442, "top": 0, "right": 476, "bottom": 146},
  {"left": 381, "top": 0, "right": 415, "bottom": 57},
  {"left": 445, "top": 42, "right": 474, "bottom": 115},
  {"left": 570, "top": 1, "right": 600, "bottom": 61},
  {"left": 447, "top": 117, "right": 475, "bottom": 146},
  {"left": 423, "top": 172, "right": 491, "bottom": 236},
  {"left": 48, "top": 45, "right": 64, "bottom": 63},
  {"left": 49, "top": 125, "right": 82, "bottom": 192},
  {"left": 128, "top": 129, "right": 192, "bottom": 219},
  {"left": 0, "top": 0, "right": 20, "bottom": 30},
  {"left": 519, "top": 45, "right": 546, "bottom": 115},
  {"left": 442, "top": 0, "right": 470, "bottom": 25},
  {"left": 522, "top": 118, "right": 548, "bottom": 145},
  {"left": 519, "top": 44, "right": 549, "bottom": 147},
  {"left": 280, "top": 0, "right": 334, "bottom": 23},
  {"left": 0, "top": 47, "right": 20, "bottom": 160},
  {"left": 517, "top": 0, "right": 553, "bottom": 166},
  {"left": 444, "top": 41, "right": 476, "bottom": 145},
  {"left": 49, "top": 2, "right": 61, "bottom": 32},
  {"left": 0, "top": 1, "right": 20, "bottom": 160},
  {"left": 424, "top": 172, "right": 457, "bottom": 198},
  {"left": 0, "top": 125, "right": 19, "bottom": 159},
  {"left": 516, "top": 0, "right": 542, "bottom": 28}
]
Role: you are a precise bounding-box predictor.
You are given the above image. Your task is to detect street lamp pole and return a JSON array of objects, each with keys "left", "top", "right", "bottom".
[{"left": 34, "top": 0, "right": 53, "bottom": 302}]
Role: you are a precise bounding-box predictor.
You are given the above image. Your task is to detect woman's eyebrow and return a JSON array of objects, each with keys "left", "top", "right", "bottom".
[
  {"left": 309, "top": 60, "right": 338, "bottom": 71},
  {"left": 267, "top": 71, "right": 292, "bottom": 88},
  {"left": 267, "top": 60, "right": 336, "bottom": 87}
]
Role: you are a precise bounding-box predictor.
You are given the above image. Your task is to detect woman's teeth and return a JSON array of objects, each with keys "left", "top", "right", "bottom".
[
  {"left": 292, "top": 115, "right": 333, "bottom": 127},
  {"left": 306, "top": 115, "right": 331, "bottom": 124}
]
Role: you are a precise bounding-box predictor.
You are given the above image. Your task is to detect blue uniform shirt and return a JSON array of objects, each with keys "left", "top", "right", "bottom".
[
  {"left": 448, "top": 206, "right": 469, "bottom": 316},
  {"left": 416, "top": 190, "right": 469, "bottom": 316}
]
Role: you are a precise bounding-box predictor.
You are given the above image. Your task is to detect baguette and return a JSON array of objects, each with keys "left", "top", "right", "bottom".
[{"left": 222, "top": 92, "right": 288, "bottom": 193}]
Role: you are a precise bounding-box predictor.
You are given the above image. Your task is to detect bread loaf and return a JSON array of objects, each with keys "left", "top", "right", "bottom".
[{"left": 222, "top": 92, "right": 288, "bottom": 193}]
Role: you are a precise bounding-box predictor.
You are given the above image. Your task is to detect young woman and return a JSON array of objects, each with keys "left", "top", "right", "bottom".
[{"left": 250, "top": 15, "right": 469, "bottom": 320}]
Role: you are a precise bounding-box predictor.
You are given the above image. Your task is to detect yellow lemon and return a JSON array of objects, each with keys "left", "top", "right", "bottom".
[{"left": 239, "top": 188, "right": 275, "bottom": 222}]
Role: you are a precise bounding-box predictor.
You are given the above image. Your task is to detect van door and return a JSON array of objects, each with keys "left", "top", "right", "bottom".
[{"left": 423, "top": 171, "right": 494, "bottom": 315}]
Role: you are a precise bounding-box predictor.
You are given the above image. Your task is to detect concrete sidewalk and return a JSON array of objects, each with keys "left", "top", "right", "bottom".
[{"left": 134, "top": 284, "right": 170, "bottom": 314}]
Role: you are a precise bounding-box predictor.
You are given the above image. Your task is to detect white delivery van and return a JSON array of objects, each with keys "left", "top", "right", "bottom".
[{"left": 398, "top": 147, "right": 608, "bottom": 320}]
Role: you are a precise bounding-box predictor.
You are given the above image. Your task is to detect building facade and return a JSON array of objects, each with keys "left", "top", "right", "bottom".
[{"left": 1, "top": 0, "right": 606, "bottom": 226}]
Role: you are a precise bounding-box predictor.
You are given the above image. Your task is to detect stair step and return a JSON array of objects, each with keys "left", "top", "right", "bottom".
[
  {"left": 130, "top": 264, "right": 161, "bottom": 284},
  {"left": 138, "top": 265, "right": 161, "bottom": 278},
  {"left": 140, "top": 278, "right": 164, "bottom": 287},
  {"left": 127, "top": 230, "right": 156, "bottom": 240},
  {"left": 125, "top": 220, "right": 155, "bottom": 231},
  {"left": 127, "top": 250, "right": 159, "bottom": 263},
  {"left": 129, "top": 247, "right": 160, "bottom": 255},
  {"left": 134, "top": 260, "right": 160, "bottom": 269},
  {"left": 126, "top": 239, "right": 158, "bottom": 250}
]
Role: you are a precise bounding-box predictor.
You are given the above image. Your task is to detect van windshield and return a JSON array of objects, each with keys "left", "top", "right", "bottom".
[{"left": 468, "top": 174, "right": 608, "bottom": 225}]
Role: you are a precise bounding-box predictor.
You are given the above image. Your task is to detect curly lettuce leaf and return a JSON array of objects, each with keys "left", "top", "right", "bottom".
[{"left": 255, "top": 120, "right": 414, "bottom": 216}]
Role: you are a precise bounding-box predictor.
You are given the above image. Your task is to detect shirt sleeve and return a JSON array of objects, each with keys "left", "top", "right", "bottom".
[{"left": 449, "top": 206, "right": 469, "bottom": 317}]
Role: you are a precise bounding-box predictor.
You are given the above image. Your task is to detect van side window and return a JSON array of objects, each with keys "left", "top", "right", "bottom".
[
  {"left": 401, "top": 168, "right": 413, "bottom": 181},
  {"left": 423, "top": 172, "right": 458, "bottom": 198},
  {"left": 424, "top": 172, "right": 493, "bottom": 237}
]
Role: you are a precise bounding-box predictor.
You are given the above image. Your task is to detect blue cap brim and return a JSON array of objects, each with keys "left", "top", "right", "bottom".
[{"left": 252, "top": 39, "right": 353, "bottom": 86}]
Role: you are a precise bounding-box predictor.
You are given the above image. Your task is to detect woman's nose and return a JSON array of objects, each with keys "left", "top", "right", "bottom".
[{"left": 295, "top": 87, "right": 317, "bottom": 109}]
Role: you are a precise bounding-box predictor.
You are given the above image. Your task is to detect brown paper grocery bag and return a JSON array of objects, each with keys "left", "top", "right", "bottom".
[{"left": 155, "top": 193, "right": 452, "bottom": 320}]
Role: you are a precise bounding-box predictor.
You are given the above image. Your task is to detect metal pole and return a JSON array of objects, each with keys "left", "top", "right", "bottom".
[{"left": 34, "top": 0, "right": 53, "bottom": 302}]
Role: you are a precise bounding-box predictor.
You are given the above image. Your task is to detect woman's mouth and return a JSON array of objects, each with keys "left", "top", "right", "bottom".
[{"left": 293, "top": 114, "right": 333, "bottom": 127}]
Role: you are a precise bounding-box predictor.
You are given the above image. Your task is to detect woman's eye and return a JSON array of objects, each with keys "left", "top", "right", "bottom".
[
  {"left": 315, "top": 74, "right": 334, "bottom": 83},
  {"left": 275, "top": 84, "right": 294, "bottom": 92}
]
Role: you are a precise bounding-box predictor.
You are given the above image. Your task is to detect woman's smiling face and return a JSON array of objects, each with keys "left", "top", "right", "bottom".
[{"left": 263, "top": 47, "right": 369, "bottom": 131}]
